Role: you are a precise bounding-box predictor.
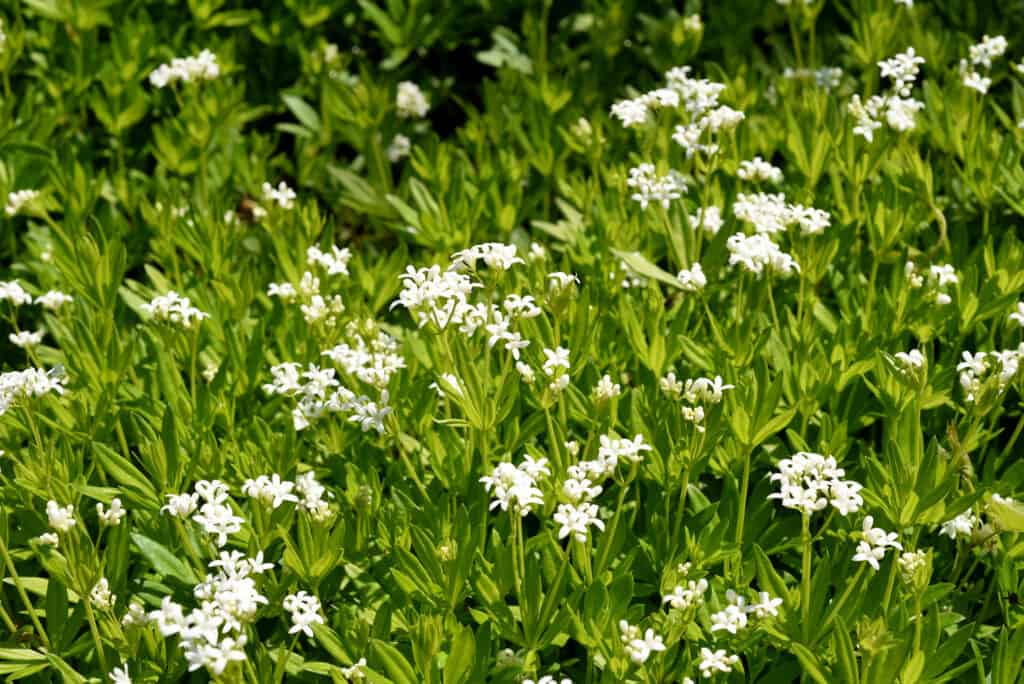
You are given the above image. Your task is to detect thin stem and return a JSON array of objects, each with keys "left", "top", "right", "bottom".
[
  {"left": 801, "top": 512, "right": 812, "bottom": 642},
  {"left": 190, "top": 328, "right": 200, "bottom": 409},
  {"left": 83, "top": 598, "right": 109, "bottom": 673},
  {"left": 733, "top": 446, "right": 752, "bottom": 578},
  {"left": 818, "top": 564, "right": 867, "bottom": 639},
  {"left": 595, "top": 475, "right": 632, "bottom": 574},
  {"left": 766, "top": 278, "right": 781, "bottom": 332},
  {"left": 0, "top": 533, "right": 50, "bottom": 647},
  {"left": 0, "top": 596, "right": 16, "bottom": 634}
]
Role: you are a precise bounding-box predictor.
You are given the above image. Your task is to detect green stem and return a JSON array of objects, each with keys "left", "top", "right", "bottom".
[
  {"left": 0, "top": 530, "right": 50, "bottom": 647},
  {"left": 801, "top": 512, "right": 812, "bottom": 642},
  {"left": 595, "top": 475, "right": 632, "bottom": 574},
  {"left": 818, "top": 564, "right": 867, "bottom": 639},
  {"left": 83, "top": 598, "right": 109, "bottom": 673},
  {"left": 733, "top": 446, "right": 753, "bottom": 578}
]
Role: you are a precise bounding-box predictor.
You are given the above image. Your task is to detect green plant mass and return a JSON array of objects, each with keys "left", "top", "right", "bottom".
[{"left": 2, "top": 0, "right": 1024, "bottom": 682}]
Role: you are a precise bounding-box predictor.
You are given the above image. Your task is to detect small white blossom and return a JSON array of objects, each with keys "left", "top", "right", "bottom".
[
  {"left": 98, "top": 498, "right": 127, "bottom": 526},
  {"left": 262, "top": 181, "right": 297, "bottom": 209},
  {"left": 5, "top": 190, "right": 40, "bottom": 216},
  {"left": 396, "top": 81, "right": 430, "bottom": 118},
  {"left": 46, "top": 500, "right": 76, "bottom": 532}
]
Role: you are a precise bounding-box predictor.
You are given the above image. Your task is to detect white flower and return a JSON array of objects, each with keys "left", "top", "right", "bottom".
[
  {"left": 91, "top": 577, "right": 116, "bottom": 610},
  {"left": 737, "top": 156, "right": 783, "bottom": 184},
  {"left": 611, "top": 98, "right": 649, "bottom": 127},
  {"left": 0, "top": 280, "right": 33, "bottom": 306},
  {"left": 98, "top": 498, "right": 127, "bottom": 526},
  {"left": 553, "top": 502, "right": 605, "bottom": 542},
  {"left": 725, "top": 233, "right": 800, "bottom": 278},
  {"left": 387, "top": 134, "right": 411, "bottom": 162},
  {"left": 699, "top": 648, "right": 739, "bottom": 677},
  {"left": 109, "top": 664, "right": 132, "bottom": 684},
  {"left": 894, "top": 348, "right": 925, "bottom": 370},
  {"left": 940, "top": 511, "right": 977, "bottom": 539},
  {"left": 849, "top": 94, "right": 885, "bottom": 142},
  {"left": 0, "top": 367, "right": 67, "bottom": 416},
  {"left": 662, "top": 578, "right": 709, "bottom": 610},
  {"left": 162, "top": 492, "right": 199, "bottom": 518},
  {"left": 747, "top": 591, "right": 783, "bottom": 618},
  {"left": 36, "top": 290, "right": 74, "bottom": 310},
  {"left": 594, "top": 374, "right": 621, "bottom": 401},
  {"left": 677, "top": 263, "right": 707, "bottom": 292},
  {"left": 710, "top": 590, "right": 749, "bottom": 634},
  {"left": 1010, "top": 302, "right": 1024, "bottom": 327},
  {"left": 683, "top": 376, "right": 733, "bottom": 405},
  {"left": 878, "top": 47, "right": 925, "bottom": 97},
  {"left": 480, "top": 459, "right": 547, "bottom": 516},
  {"left": 542, "top": 347, "right": 571, "bottom": 376},
  {"left": 141, "top": 291, "right": 209, "bottom": 329},
  {"left": 192, "top": 501, "right": 245, "bottom": 547},
  {"left": 121, "top": 601, "right": 149, "bottom": 628},
  {"left": 5, "top": 189, "right": 39, "bottom": 216},
  {"left": 852, "top": 515, "right": 903, "bottom": 571},
  {"left": 627, "top": 163, "right": 686, "bottom": 209},
  {"left": 598, "top": 433, "right": 653, "bottom": 467},
  {"left": 242, "top": 474, "right": 299, "bottom": 509},
  {"left": 524, "top": 677, "right": 572, "bottom": 684},
  {"left": 9, "top": 330, "right": 44, "bottom": 348},
  {"left": 149, "top": 50, "right": 219, "bottom": 88},
  {"left": 46, "top": 500, "right": 76, "bottom": 532},
  {"left": 451, "top": 242, "right": 524, "bottom": 271},
  {"left": 307, "top": 244, "right": 352, "bottom": 276},
  {"left": 968, "top": 35, "right": 1008, "bottom": 69},
  {"left": 963, "top": 70, "right": 991, "bottom": 94},
  {"left": 262, "top": 181, "right": 297, "bottom": 209},
  {"left": 690, "top": 206, "right": 723, "bottom": 235},
  {"left": 898, "top": 549, "right": 928, "bottom": 583},
  {"left": 769, "top": 452, "right": 864, "bottom": 516},
  {"left": 396, "top": 81, "right": 429, "bottom": 118},
  {"left": 283, "top": 591, "right": 324, "bottom": 637},
  {"left": 548, "top": 271, "right": 579, "bottom": 292},
  {"left": 34, "top": 532, "right": 59, "bottom": 547},
  {"left": 619, "top": 620, "right": 666, "bottom": 664},
  {"left": 340, "top": 658, "right": 367, "bottom": 681}
]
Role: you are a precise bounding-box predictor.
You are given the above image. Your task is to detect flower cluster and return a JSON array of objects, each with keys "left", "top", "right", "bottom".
[
  {"left": 733, "top": 192, "right": 831, "bottom": 236},
  {"left": 5, "top": 189, "right": 39, "bottom": 216},
  {"left": 725, "top": 233, "right": 800, "bottom": 278},
  {"left": 709, "top": 589, "right": 782, "bottom": 634},
  {"left": 618, "top": 620, "right": 666, "bottom": 664},
  {"left": 849, "top": 47, "right": 925, "bottom": 140},
  {"left": 0, "top": 367, "right": 67, "bottom": 416},
  {"left": 960, "top": 35, "right": 1008, "bottom": 94},
  {"left": 262, "top": 181, "right": 297, "bottom": 209},
  {"left": 852, "top": 515, "right": 903, "bottom": 571},
  {"left": 768, "top": 451, "right": 864, "bottom": 516},
  {"left": 141, "top": 291, "right": 209, "bottom": 329},
  {"left": 737, "top": 156, "right": 783, "bottom": 184},
  {"left": 282, "top": 591, "right": 324, "bottom": 637},
  {"left": 149, "top": 50, "right": 220, "bottom": 88},
  {"left": 396, "top": 81, "right": 430, "bottom": 118},
  {"left": 956, "top": 348, "right": 1023, "bottom": 403},
  {"left": 626, "top": 163, "right": 687, "bottom": 210},
  {"left": 905, "top": 261, "right": 958, "bottom": 305},
  {"left": 481, "top": 456, "right": 549, "bottom": 516},
  {"left": 147, "top": 551, "right": 273, "bottom": 675}
]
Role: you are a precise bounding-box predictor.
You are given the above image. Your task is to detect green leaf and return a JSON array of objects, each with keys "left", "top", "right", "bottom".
[
  {"left": 282, "top": 94, "right": 322, "bottom": 135},
  {"left": 130, "top": 533, "right": 196, "bottom": 584},
  {"left": 443, "top": 626, "right": 475, "bottom": 684},
  {"left": 610, "top": 249, "right": 683, "bottom": 290},
  {"left": 370, "top": 640, "right": 418, "bottom": 684}
]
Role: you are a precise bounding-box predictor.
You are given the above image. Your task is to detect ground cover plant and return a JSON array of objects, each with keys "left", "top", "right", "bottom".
[{"left": 2, "top": 0, "right": 1024, "bottom": 681}]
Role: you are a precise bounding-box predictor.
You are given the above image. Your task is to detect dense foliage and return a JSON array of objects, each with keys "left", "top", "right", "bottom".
[{"left": 3, "top": 0, "right": 1024, "bottom": 682}]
